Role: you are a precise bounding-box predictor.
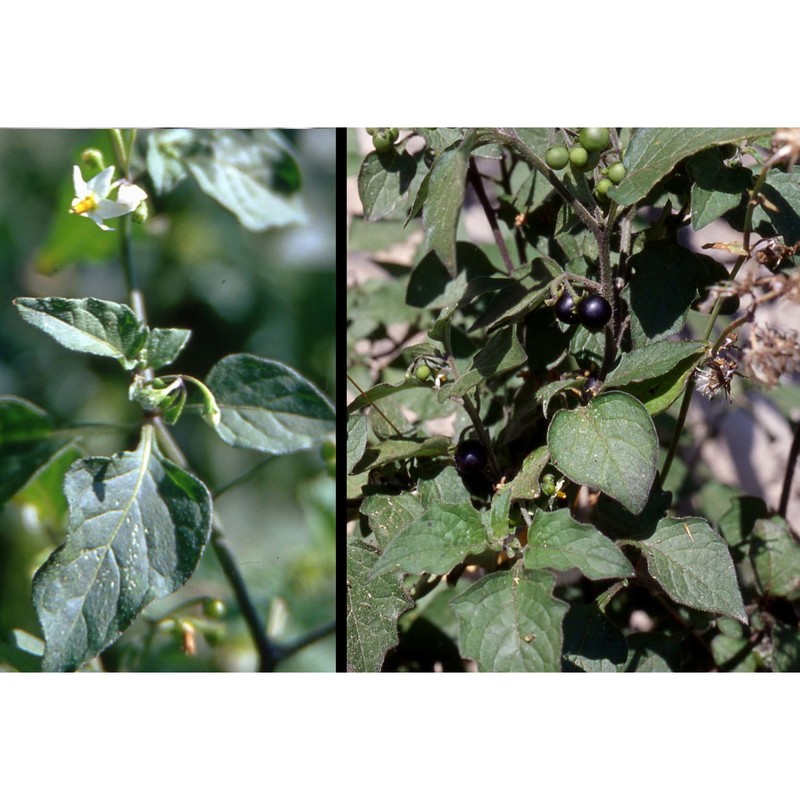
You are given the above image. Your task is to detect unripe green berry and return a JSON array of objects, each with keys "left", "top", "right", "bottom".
[
  {"left": 607, "top": 162, "right": 626, "bottom": 184},
  {"left": 415, "top": 364, "right": 432, "bottom": 381},
  {"left": 595, "top": 178, "right": 614, "bottom": 199},
  {"left": 203, "top": 598, "right": 226, "bottom": 619},
  {"left": 578, "top": 127, "right": 611, "bottom": 153},
  {"left": 569, "top": 146, "right": 589, "bottom": 168},
  {"left": 545, "top": 145, "right": 570, "bottom": 170}
]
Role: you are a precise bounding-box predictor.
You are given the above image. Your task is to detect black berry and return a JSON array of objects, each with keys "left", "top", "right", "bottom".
[
  {"left": 578, "top": 294, "right": 612, "bottom": 331},
  {"left": 554, "top": 292, "right": 580, "bottom": 325},
  {"left": 454, "top": 440, "right": 488, "bottom": 475}
]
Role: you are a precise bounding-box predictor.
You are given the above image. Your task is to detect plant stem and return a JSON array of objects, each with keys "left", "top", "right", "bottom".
[
  {"left": 468, "top": 158, "right": 515, "bottom": 276},
  {"left": 272, "top": 620, "right": 336, "bottom": 662},
  {"left": 661, "top": 161, "right": 773, "bottom": 485},
  {"left": 111, "top": 127, "right": 282, "bottom": 671},
  {"left": 779, "top": 422, "right": 800, "bottom": 519}
]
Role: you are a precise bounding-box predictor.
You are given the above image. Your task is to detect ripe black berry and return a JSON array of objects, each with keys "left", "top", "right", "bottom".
[
  {"left": 454, "top": 440, "right": 488, "bottom": 475},
  {"left": 554, "top": 292, "right": 580, "bottom": 325},
  {"left": 578, "top": 294, "right": 612, "bottom": 331}
]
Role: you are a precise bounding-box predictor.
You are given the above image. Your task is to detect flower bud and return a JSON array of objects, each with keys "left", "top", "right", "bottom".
[{"left": 80, "top": 148, "right": 105, "bottom": 171}]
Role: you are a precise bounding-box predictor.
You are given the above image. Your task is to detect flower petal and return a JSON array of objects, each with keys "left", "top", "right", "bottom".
[
  {"left": 116, "top": 183, "right": 147, "bottom": 209},
  {"left": 87, "top": 166, "right": 116, "bottom": 198},
  {"left": 72, "top": 165, "right": 89, "bottom": 196},
  {"left": 96, "top": 198, "right": 136, "bottom": 220}
]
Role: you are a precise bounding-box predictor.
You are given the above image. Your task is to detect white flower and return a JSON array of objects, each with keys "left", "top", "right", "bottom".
[{"left": 70, "top": 165, "right": 148, "bottom": 231}]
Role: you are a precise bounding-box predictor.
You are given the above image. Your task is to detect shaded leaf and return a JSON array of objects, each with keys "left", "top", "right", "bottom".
[
  {"left": 749, "top": 516, "right": 800, "bottom": 599},
  {"left": 562, "top": 602, "right": 628, "bottom": 672},
  {"left": 0, "top": 397, "right": 76, "bottom": 506}
]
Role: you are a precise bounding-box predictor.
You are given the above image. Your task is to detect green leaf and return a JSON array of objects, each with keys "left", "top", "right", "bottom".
[
  {"left": 711, "top": 630, "right": 759, "bottom": 672},
  {"left": 406, "top": 242, "right": 498, "bottom": 309},
  {"left": 0, "top": 629, "right": 44, "bottom": 672},
  {"left": 346, "top": 539, "right": 413, "bottom": 672},
  {"left": 562, "top": 602, "right": 628, "bottom": 672},
  {"left": 346, "top": 379, "right": 422, "bottom": 414},
  {"left": 469, "top": 257, "right": 563, "bottom": 332},
  {"left": 353, "top": 435, "right": 452, "bottom": 473},
  {"left": 32, "top": 426, "right": 212, "bottom": 671},
  {"left": 524, "top": 508, "right": 635, "bottom": 580},
  {"left": 772, "top": 620, "right": 800, "bottom": 672},
  {"left": 625, "top": 241, "right": 717, "bottom": 346},
  {"left": 0, "top": 397, "right": 76, "bottom": 506},
  {"left": 635, "top": 516, "right": 747, "bottom": 623},
  {"left": 145, "top": 328, "right": 191, "bottom": 370},
  {"left": 687, "top": 148, "right": 753, "bottom": 230},
  {"left": 450, "top": 563, "right": 568, "bottom": 672},
  {"left": 753, "top": 168, "right": 800, "bottom": 244},
  {"left": 14, "top": 297, "right": 148, "bottom": 370},
  {"left": 749, "top": 516, "right": 800, "bottom": 599},
  {"left": 360, "top": 493, "right": 425, "bottom": 549},
  {"left": 206, "top": 354, "right": 335, "bottom": 455},
  {"left": 145, "top": 129, "right": 193, "bottom": 194},
  {"left": 417, "top": 464, "right": 472, "bottom": 508},
  {"left": 471, "top": 324, "right": 527, "bottom": 379},
  {"left": 358, "top": 150, "right": 418, "bottom": 222},
  {"left": 504, "top": 446, "right": 550, "bottom": 501},
  {"left": 718, "top": 495, "right": 770, "bottom": 553},
  {"left": 422, "top": 134, "right": 474, "bottom": 278},
  {"left": 548, "top": 391, "right": 658, "bottom": 515},
  {"left": 185, "top": 130, "right": 306, "bottom": 231},
  {"left": 609, "top": 127, "right": 773, "bottom": 207},
  {"left": 346, "top": 414, "right": 369, "bottom": 475},
  {"left": 369, "top": 502, "right": 487, "bottom": 578},
  {"left": 604, "top": 339, "right": 708, "bottom": 415},
  {"left": 605, "top": 340, "right": 708, "bottom": 386}
]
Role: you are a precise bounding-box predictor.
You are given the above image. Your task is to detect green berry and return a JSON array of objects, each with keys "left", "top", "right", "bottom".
[
  {"left": 415, "top": 364, "right": 432, "bottom": 381},
  {"left": 595, "top": 178, "right": 614, "bottom": 199},
  {"left": 373, "top": 128, "right": 399, "bottom": 153},
  {"left": 203, "top": 599, "right": 226, "bottom": 619},
  {"left": 545, "top": 145, "right": 570, "bottom": 170},
  {"left": 569, "top": 146, "right": 589, "bottom": 169},
  {"left": 578, "top": 127, "right": 611, "bottom": 153},
  {"left": 606, "top": 162, "right": 626, "bottom": 184}
]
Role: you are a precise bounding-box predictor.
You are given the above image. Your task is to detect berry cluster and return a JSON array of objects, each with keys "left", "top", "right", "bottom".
[
  {"left": 554, "top": 291, "right": 612, "bottom": 332},
  {"left": 544, "top": 128, "right": 625, "bottom": 201},
  {"left": 367, "top": 128, "right": 400, "bottom": 153}
]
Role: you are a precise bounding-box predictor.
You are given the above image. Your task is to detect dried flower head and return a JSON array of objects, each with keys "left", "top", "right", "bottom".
[
  {"left": 741, "top": 323, "right": 800, "bottom": 388},
  {"left": 695, "top": 334, "right": 741, "bottom": 401},
  {"left": 768, "top": 128, "right": 800, "bottom": 170}
]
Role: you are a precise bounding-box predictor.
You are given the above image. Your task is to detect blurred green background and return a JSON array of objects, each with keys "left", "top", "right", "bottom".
[{"left": 0, "top": 129, "right": 336, "bottom": 671}]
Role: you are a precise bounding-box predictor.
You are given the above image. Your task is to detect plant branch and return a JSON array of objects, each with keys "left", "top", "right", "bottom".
[
  {"left": 491, "top": 130, "right": 601, "bottom": 238},
  {"left": 468, "top": 158, "right": 515, "bottom": 276},
  {"left": 272, "top": 620, "right": 336, "bottom": 662},
  {"left": 661, "top": 161, "right": 773, "bottom": 485},
  {"left": 779, "top": 422, "right": 800, "bottom": 519}
]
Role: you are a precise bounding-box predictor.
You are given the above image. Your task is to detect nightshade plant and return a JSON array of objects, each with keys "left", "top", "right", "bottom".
[
  {"left": 2, "top": 129, "right": 336, "bottom": 672},
  {"left": 347, "top": 127, "right": 800, "bottom": 672}
]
